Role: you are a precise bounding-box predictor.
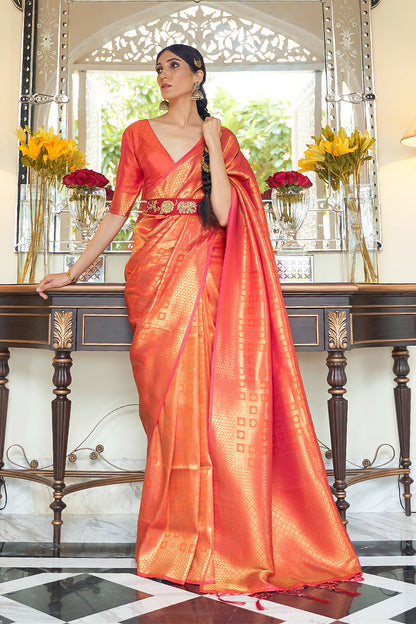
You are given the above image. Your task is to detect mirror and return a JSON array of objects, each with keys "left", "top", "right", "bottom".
[{"left": 16, "top": 0, "right": 381, "bottom": 281}]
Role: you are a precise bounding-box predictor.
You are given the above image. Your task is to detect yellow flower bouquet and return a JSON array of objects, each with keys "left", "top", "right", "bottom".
[
  {"left": 16, "top": 126, "right": 86, "bottom": 283},
  {"left": 298, "top": 126, "right": 378, "bottom": 282}
]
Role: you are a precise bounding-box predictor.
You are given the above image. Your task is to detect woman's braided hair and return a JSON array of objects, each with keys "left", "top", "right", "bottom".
[{"left": 156, "top": 44, "right": 219, "bottom": 228}]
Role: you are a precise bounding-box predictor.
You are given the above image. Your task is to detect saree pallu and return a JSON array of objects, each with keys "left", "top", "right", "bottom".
[{"left": 110, "top": 120, "right": 362, "bottom": 594}]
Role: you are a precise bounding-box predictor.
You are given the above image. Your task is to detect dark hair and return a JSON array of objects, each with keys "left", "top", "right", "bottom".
[{"left": 156, "top": 44, "right": 218, "bottom": 228}]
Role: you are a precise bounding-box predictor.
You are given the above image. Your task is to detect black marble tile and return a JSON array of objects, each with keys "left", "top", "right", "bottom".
[
  {"left": 362, "top": 565, "right": 416, "bottom": 584},
  {"left": 262, "top": 581, "right": 397, "bottom": 620},
  {"left": 352, "top": 540, "right": 416, "bottom": 556},
  {"left": 338, "top": 582, "right": 397, "bottom": 614},
  {"left": 0, "top": 567, "right": 44, "bottom": 583},
  {"left": 120, "top": 596, "right": 284, "bottom": 624},
  {"left": 0, "top": 542, "right": 135, "bottom": 558},
  {"left": 4, "top": 573, "right": 151, "bottom": 621},
  {"left": 391, "top": 606, "right": 416, "bottom": 623},
  {"left": 0, "top": 566, "right": 137, "bottom": 577}
]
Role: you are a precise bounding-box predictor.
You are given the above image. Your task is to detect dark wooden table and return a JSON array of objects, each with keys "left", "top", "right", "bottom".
[{"left": 0, "top": 283, "right": 413, "bottom": 546}]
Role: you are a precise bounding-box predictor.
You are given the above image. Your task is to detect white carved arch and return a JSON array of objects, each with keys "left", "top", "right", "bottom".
[{"left": 72, "top": 2, "right": 324, "bottom": 71}]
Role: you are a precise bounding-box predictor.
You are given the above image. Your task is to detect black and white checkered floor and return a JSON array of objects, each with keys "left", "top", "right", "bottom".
[{"left": 1, "top": 516, "right": 416, "bottom": 623}]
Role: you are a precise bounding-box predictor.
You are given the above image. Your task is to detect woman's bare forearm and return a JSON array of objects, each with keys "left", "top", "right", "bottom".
[
  {"left": 69, "top": 212, "right": 127, "bottom": 279},
  {"left": 36, "top": 212, "right": 128, "bottom": 298},
  {"left": 208, "top": 142, "right": 232, "bottom": 227}
]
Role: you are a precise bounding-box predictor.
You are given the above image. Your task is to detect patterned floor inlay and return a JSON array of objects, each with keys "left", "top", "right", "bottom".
[
  {"left": 0, "top": 565, "right": 414, "bottom": 623},
  {"left": 1, "top": 540, "right": 416, "bottom": 623}
]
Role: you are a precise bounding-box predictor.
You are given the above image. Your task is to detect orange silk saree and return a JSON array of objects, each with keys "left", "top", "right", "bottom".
[{"left": 109, "top": 119, "right": 362, "bottom": 594}]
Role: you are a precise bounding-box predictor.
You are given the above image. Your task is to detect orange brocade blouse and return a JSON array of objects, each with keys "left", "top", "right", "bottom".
[{"left": 108, "top": 119, "right": 362, "bottom": 595}]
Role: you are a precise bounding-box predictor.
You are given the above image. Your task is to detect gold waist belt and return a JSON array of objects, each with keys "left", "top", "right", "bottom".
[{"left": 145, "top": 198, "right": 200, "bottom": 215}]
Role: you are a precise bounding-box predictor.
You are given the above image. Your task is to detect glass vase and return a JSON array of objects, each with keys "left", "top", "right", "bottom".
[
  {"left": 68, "top": 187, "right": 107, "bottom": 250},
  {"left": 343, "top": 183, "right": 378, "bottom": 283},
  {"left": 271, "top": 187, "right": 310, "bottom": 251},
  {"left": 17, "top": 170, "right": 53, "bottom": 284}
]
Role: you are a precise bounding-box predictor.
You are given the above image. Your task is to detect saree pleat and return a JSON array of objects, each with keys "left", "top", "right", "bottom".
[
  {"left": 109, "top": 119, "right": 362, "bottom": 595},
  {"left": 125, "top": 213, "right": 225, "bottom": 584}
]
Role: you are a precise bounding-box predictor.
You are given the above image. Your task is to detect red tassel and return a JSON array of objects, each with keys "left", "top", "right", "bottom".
[
  {"left": 255, "top": 599, "right": 266, "bottom": 611},
  {"left": 302, "top": 593, "right": 331, "bottom": 604},
  {"left": 216, "top": 593, "right": 246, "bottom": 606},
  {"left": 332, "top": 588, "right": 361, "bottom": 597}
]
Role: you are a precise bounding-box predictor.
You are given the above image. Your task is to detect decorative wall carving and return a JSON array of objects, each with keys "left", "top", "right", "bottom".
[{"left": 76, "top": 4, "right": 318, "bottom": 67}]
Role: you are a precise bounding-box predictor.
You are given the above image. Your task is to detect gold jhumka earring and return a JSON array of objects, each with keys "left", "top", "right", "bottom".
[
  {"left": 159, "top": 100, "right": 169, "bottom": 111},
  {"left": 191, "top": 82, "right": 204, "bottom": 101}
]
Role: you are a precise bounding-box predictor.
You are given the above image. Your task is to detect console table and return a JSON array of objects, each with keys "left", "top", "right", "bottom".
[{"left": 0, "top": 283, "right": 413, "bottom": 546}]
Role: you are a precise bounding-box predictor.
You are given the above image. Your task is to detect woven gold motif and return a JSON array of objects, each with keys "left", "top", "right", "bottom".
[
  {"left": 160, "top": 201, "right": 174, "bottom": 214},
  {"left": 147, "top": 200, "right": 158, "bottom": 212},
  {"left": 178, "top": 201, "right": 197, "bottom": 214},
  {"left": 145, "top": 198, "right": 199, "bottom": 215}
]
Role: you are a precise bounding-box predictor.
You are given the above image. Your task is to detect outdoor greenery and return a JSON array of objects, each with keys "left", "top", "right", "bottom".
[
  {"left": 95, "top": 72, "right": 292, "bottom": 247},
  {"left": 99, "top": 74, "right": 159, "bottom": 186},
  {"left": 98, "top": 73, "right": 292, "bottom": 191},
  {"left": 209, "top": 87, "right": 291, "bottom": 187}
]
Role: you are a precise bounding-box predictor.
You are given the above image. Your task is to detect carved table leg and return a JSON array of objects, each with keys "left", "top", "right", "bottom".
[
  {"left": 326, "top": 349, "right": 349, "bottom": 523},
  {"left": 50, "top": 350, "right": 72, "bottom": 547},
  {"left": 392, "top": 346, "right": 413, "bottom": 515},
  {"left": 0, "top": 348, "right": 10, "bottom": 506}
]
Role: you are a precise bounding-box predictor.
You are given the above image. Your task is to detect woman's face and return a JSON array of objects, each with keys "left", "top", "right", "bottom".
[{"left": 156, "top": 50, "right": 203, "bottom": 101}]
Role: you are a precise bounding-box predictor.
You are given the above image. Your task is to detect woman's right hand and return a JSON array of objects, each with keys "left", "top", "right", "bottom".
[
  {"left": 36, "top": 272, "right": 73, "bottom": 300},
  {"left": 35, "top": 213, "right": 128, "bottom": 300}
]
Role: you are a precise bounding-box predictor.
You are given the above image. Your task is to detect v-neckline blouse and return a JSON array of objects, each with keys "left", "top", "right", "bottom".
[
  {"left": 108, "top": 119, "right": 227, "bottom": 218},
  {"left": 146, "top": 119, "right": 205, "bottom": 166}
]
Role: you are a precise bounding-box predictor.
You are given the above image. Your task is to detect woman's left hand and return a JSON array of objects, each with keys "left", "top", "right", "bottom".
[{"left": 202, "top": 116, "right": 222, "bottom": 149}]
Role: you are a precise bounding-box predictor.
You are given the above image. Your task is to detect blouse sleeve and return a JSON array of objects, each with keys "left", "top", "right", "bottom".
[{"left": 108, "top": 124, "right": 144, "bottom": 218}]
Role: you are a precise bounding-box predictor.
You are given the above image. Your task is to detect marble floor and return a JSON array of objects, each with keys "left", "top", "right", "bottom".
[{"left": 1, "top": 512, "right": 416, "bottom": 623}]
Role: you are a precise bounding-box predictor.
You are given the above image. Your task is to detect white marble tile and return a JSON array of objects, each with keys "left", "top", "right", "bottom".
[
  {"left": 341, "top": 617, "right": 402, "bottom": 624},
  {"left": 342, "top": 593, "right": 416, "bottom": 623},
  {"left": 0, "top": 513, "right": 58, "bottom": 541},
  {"left": 360, "top": 555, "right": 416, "bottom": 565},
  {"left": 0, "top": 596, "right": 62, "bottom": 623},
  {"left": 0, "top": 557, "right": 136, "bottom": 568},
  {"left": 70, "top": 594, "right": 198, "bottom": 624},
  {"left": 75, "top": 514, "right": 137, "bottom": 543},
  {"left": 361, "top": 571, "right": 416, "bottom": 594},
  {"left": 4, "top": 511, "right": 416, "bottom": 544},
  {"left": 347, "top": 512, "right": 416, "bottom": 541},
  {"left": 92, "top": 573, "right": 190, "bottom": 594},
  {"left": 339, "top": 572, "right": 416, "bottom": 623},
  {"left": 70, "top": 575, "right": 200, "bottom": 624},
  {"left": 0, "top": 513, "right": 137, "bottom": 542},
  {"left": 0, "top": 571, "right": 78, "bottom": 595},
  {"left": 343, "top": 474, "right": 407, "bottom": 513},
  {"left": 2, "top": 457, "right": 409, "bottom": 516},
  {"left": 1, "top": 471, "right": 143, "bottom": 515}
]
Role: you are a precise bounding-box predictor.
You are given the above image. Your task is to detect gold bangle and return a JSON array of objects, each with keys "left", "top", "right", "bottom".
[{"left": 66, "top": 269, "right": 77, "bottom": 284}]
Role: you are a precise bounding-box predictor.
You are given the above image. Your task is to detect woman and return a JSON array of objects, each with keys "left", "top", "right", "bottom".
[{"left": 37, "top": 44, "right": 362, "bottom": 596}]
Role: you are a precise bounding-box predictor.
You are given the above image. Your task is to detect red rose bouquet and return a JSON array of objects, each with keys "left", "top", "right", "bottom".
[
  {"left": 261, "top": 188, "right": 273, "bottom": 201},
  {"left": 105, "top": 186, "right": 114, "bottom": 202},
  {"left": 63, "top": 169, "right": 110, "bottom": 248},
  {"left": 266, "top": 170, "right": 312, "bottom": 191},
  {"left": 63, "top": 168, "right": 109, "bottom": 191},
  {"left": 266, "top": 170, "right": 312, "bottom": 251}
]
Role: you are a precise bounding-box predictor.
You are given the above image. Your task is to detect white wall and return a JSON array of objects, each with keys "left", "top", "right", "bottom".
[
  {"left": 0, "top": 0, "right": 415, "bottom": 515},
  {"left": 0, "top": 1, "right": 20, "bottom": 283}
]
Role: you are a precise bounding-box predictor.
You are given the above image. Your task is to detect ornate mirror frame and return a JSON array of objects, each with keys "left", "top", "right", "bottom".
[{"left": 14, "top": 0, "right": 383, "bottom": 262}]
